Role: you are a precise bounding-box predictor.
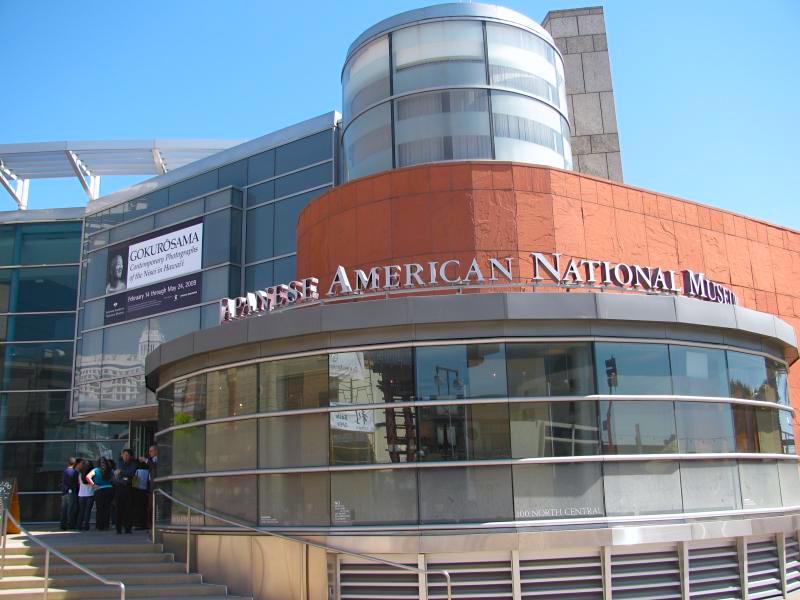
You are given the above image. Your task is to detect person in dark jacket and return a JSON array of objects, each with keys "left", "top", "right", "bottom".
[
  {"left": 114, "top": 449, "right": 139, "bottom": 534},
  {"left": 59, "top": 457, "right": 80, "bottom": 530}
]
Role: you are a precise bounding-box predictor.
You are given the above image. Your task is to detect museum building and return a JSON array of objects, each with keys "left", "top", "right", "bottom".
[{"left": 2, "top": 3, "right": 800, "bottom": 599}]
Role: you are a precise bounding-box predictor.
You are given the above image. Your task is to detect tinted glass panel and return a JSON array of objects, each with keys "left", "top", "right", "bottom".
[
  {"left": 110, "top": 215, "right": 154, "bottom": 243},
  {"left": 247, "top": 150, "right": 275, "bottom": 185},
  {"left": 594, "top": 343, "right": 672, "bottom": 395},
  {"left": 245, "top": 262, "right": 273, "bottom": 291},
  {"left": 765, "top": 359, "right": 788, "bottom": 404},
  {"left": 245, "top": 203, "right": 274, "bottom": 263},
  {"left": 246, "top": 179, "right": 274, "bottom": 208},
  {"left": 172, "top": 427, "right": 205, "bottom": 474},
  {"left": 733, "top": 405, "right": 781, "bottom": 453},
  {"left": 259, "top": 355, "right": 328, "bottom": 412},
  {"left": 0, "top": 391, "right": 72, "bottom": 441},
  {"left": 18, "top": 222, "right": 81, "bottom": 264},
  {"left": 168, "top": 171, "right": 219, "bottom": 205},
  {"left": 510, "top": 401, "right": 600, "bottom": 457},
  {"left": 203, "top": 209, "right": 238, "bottom": 267},
  {"left": 149, "top": 308, "right": 199, "bottom": 344},
  {"left": 205, "top": 420, "right": 257, "bottom": 472},
  {"left": 418, "top": 403, "right": 510, "bottom": 461},
  {"left": 331, "top": 469, "right": 418, "bottom": 525},
  {"left": 274, "top": 162, "right": 331, "bottom": 198},
  {"left": 416, "top": 344, "right": 507, "bottom": 400},
  {"left": 259, "top": 473, "right": 330, "bottom": 526},
  {"left": 728, "top": 351, "right": 769, "bottom": 400},
  {"left": 273, "top": 256, "right": 295, "bottom": 283},
  {"left": 780, "top": 410, "right": 796, "bottom": 454},
  {"left": 173, "top": 374, "right": 206, "bottom": 425},
  {"left": 513, "top": 463, "right": 604, "bottom": 520},
  {"left": 670, "top": 345, "right": 729, "bottom": 397},
  {"left": 675, "top": 402, "right": 735, "bottom": 453},
  {"left": 778, "top": 461, "right": 800, "bottom": 507},
  {"left": 274, "top": 187, "right": 329, "bottom": 255},
  {"left": 506, "top": 342, "right": 594, "bottom": 397},
  {"left": 419, "top": 466, "right": 513, "bottom": 524},
  {"left": 84, "top": 249, "right": 108, "bottom": 298},
  {"left": 205, "top": 475, "right": 257, "bottom": 524},
  {"left": 680, "top": 460, "right": 741, "bottom": 512},
  {"left": 603, "top": 461, "right": 682, "bottom": 516},
  {"left": 275, "top": 130, "right": 332, "bottom": 175},
  {"left": 155, "top": 198, "right": 203, "bottom": 229},
  {"left": 101, "top": 320, "right": 148, "bottom": 378},
  {"left": 0, "top": 270, "right": 9, "bottom": 312},
  {"left": 125, "top": 189, "right": 168, "bottom": 221},
  {"left": 2, "top": 342, "right": 73, "bottom": 390},
  {"left": 17, "top": 267, "right": 78, "bottom": 311},
  {"left": 330, "top": 406, "right": 416, "bottom": 464},
  {"left": 329, "top": 348, "right": 414, "bottom": 405},
  {"left": 83, "top": 298, "right": 104, "bottom": 330},
  {"left": 343, "top": 35, "right": 390, "bottom": 121},
  {"left": 6, "top": 313, "right": 75, "bottom": 341},
  {"left": 259, "top": 414, "right": 329, "bottom": 468},
  {"left": 101, "top": 376, "right": 146, "bottom": 410},
  {"left": 343, "top": 103, "right": 392, "bottom": 180},
  {"left": 217, "top": 159, "right": 248, "bottom": 188},
  {"left": 206, "top": 365, "right": 257, "bottom": 419},
  {"left": 739, "top": 461, "right": 781, "bottom": 509},
  {"left": 599, "top": 400, "right": 677, "bottom": 454},
  {"left": 0, "top": 226, "right": 14, "bottom": 265}
]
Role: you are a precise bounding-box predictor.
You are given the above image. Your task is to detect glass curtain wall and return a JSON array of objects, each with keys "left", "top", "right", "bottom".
[
  {"left": 77, "top": 128, "right": 335, "bottom": 416},
  {"left": 155, "top": 340, "right": 796, "bottom": 528},
  {"left": 0, "top": 219, "right": 126, "bottom": 520},
  {"left": 342, "top": 18, "right": 572, "bottom": 180}
]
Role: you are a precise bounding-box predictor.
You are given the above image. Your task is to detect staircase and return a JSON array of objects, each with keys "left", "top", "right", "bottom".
[{"left": 0, "top": 537, "right": 251, "bottom": 599}]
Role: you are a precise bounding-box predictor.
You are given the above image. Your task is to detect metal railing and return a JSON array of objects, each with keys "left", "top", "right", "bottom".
[
  {"left": 153, "top": 488, "right": 452, "bottom": 599},
  {"left": 0, "top": 508, "right": 125, "bottom": 600}
]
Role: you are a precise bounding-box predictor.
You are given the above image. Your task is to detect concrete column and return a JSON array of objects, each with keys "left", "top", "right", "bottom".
[{"left": 542, "top": 7, "right": 624, "bottom": 182}]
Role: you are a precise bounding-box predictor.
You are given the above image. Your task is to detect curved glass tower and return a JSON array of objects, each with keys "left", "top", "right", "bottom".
[{"left": 341, "top": 3, "right": 572, "bottom": 181}]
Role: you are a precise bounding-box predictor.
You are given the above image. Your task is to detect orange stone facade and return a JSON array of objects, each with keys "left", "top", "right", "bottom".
[{"left": 296, "top": 161, "right": 800, "bottom": 440}]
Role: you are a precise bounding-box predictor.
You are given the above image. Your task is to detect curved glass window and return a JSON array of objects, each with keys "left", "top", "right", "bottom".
[
  {"left": 765, "top": 359, "right": 789, "bottom": 404},
  {"left": 594, "top": 343, "right": 672, "bottom": 395},
  {"left": 419, "top": 466, "right": 513, "bottom": 524},
  {"left": 734, "top": 405, "right": 781, "bottom": 453},
  {"left": 506, "top": 342, "right": 594, "bottom": 397},
  {"left": 259, "top": 473, "right": 330, "bottom": 526},
  {"left": 670, "top": 345, "right": 729, "bottom": 397},
  {"left": 173, "top": 374, "right": 206, "bottom": 425},
  {"left": 172, "top": 427, "right": 204, "bottom": 475},
  {"left": 330, "top": 406, "right": 415, "bottom": 464},
  {"left": 329, "top": 348, "right": 414, "bottom": 404},
  {"left": 416, "top": 343, "right": 506, "bottom": 400},
  {"left": 206, "top": 365, "right": 257, "bottom": 419},
  {"left": 486, "top": 22, "right": 560, "bottom": 107},
  {"left": 418, "top": 403, "right": 510, "bottom": 461},
  {"left": 603, "top": 461, "right": 682, "bottom": 516},
  {"left": 343, "top": 36, "right": 390, "bottom": 122},
  {"left": 259, "top": 413, "right": 328, "bottom": 468},
  {"left": 343, "top": 103, "right": 392, "bottom": 181},
  {"left": 780, "top": 410, "right": 796, "bottom": 455},
  {"left": 739, "top": 461, "right": 781, "bottom": 509},
  {"left": 680, "top": 460, "right": 742, "bottom": 512},
  {"left": 510, "top": 401, "right": 599, "bottom": 457},
  {"left": 205, "top": 420, "right": 257, "bottom": 472},
  {"left": 513, "top": 463, "right": 604, "bottom": 520},
  {"left": 392, "top": 20, "right": 486, "bottom": 94},
  {"left": 599, "top": 400, "right": 677, "bottom": 454},
  {"left": 259, "top": 355, "right": 328, "bottom": 412},
  {"left": 331, "top": 469, "right": 418, "bottom": 525},
  {"left": 675, "top": 402, "right": 735, "bottom": 453},
  {"left": 492, "top": 92, "right": 569, "bottom": 169},
  {"left": 728, "top": 351, "right": 769, "bottom": 400},
  {"left": 205, "top": 475, "right": 257, "bottom": 525},
  {"left": 394, "top": 89, "right": 491, "bottom": 168}
]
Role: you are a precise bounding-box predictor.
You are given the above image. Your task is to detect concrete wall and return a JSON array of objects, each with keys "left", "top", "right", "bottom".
[{"left": 542, "top": 7, "right": 623, "bottom": 182}]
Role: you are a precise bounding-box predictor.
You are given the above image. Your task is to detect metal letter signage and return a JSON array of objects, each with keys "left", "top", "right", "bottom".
[{"left": 220, "top": 252, "right": 737, "bottom": 324}]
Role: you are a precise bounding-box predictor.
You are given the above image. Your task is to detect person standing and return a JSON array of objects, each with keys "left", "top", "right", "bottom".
[
  {"left": 114, "top": 449, "right": 138, "bottom": 534},
  {"left": 59, "top": 457, "right": 80, "bottom": 530},
  {"left": 77, "top": 460, "right": 95, "bottom": 531},
  {"left": 140, "top": 445, "right": 158, "bottom": 531},
  {"left": 87, "top": 458, "right": 114, "bottom": 530}
]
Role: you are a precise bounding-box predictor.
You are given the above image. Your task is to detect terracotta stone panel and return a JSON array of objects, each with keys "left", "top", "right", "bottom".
[
  {"left": 699, "top": 230, "right": 730, "bottom": 283},
  {"left": 697, "top": 206, "right": 711, "bottom": 230},
  {"left": 770, "top": 246, "right": 800, "bottom": 297},
  {"left": 674, "top": 223, "right": 705, "bottom": 273},
  {"left": 430, "top": 191, "right": 475, "bottom": 255},
  {"left": 768, "top": 226, "right": 786, "bottom": 248},
  {"left": 553, "top": 195, "right": 586, "bottom": 257},
  {"left": 745, "top": 219, "right": 759, "bottom": 242},
  {"left": 355, "top": 199, "right": 392, "bottom": 264},
  {"left": 778, "top": 294, "right": 794, "bottom": 317},
  {"left": 391, "top": 193, "right": 431, "bottom": 258},
  {"left": 756, "top": 223, "right": 769, "bottom": 245},
  {"left": 450, "top": 164, "right": 473, "bottom": 191},
  {"left": 583, "top": 202, "right": 620, "bottom": 262},
  {"left": 610, "top": 185, "right": 627, "bottom": 209},
  {"left": 626, "top": 189, "right": 643, "bottom": 213},
  {"left": 749, "top": 241, "right": 776, "bottom": 293},
  {"left": 670, "top": 200, "right": 687, "bottom": 224},
  {"left": 596, "top": 181, "right": 613, "bottom": 206},
  {"left": 326, "top": 209, "right": 358, "bottom": 268},
  {"left": 709, "top": 210, "right": 725, "bottom": 233},
  {"left": 656, "top": 196, "right": 673, "bottom": 221},
  {"left": 512, "top": 165, "right": 532, "bottom": 192},
  {"left": 725, "top": 234, "right": 754, "bottom": 288},
  {"left": 733, "top": 216, "right": 748, "bottom": 239},
  {"left": 429, "top": 166, "right": 451, "bottom": 192},
  {"left": 516, "top": 192, "right": 556, "bottom": 253},
  {"left": 722, "top": 213, "right": 736, "bottom": 236},
  {"left": 580, "top": 177, "right": 598, "bottom": 204},
  {"left": 492, "top": 164, "right": 514, "bottom": 190},
  {"left": 615, "top": 209, "right": 649, "bottom": 265},
  {"left": 471, "top": 164, "right": 494, "bottom": 190},
  {"left": 642, "top": 193, "right": 658, "bottom": 217},
  {"left": 564, "top": 172, "right": 582, "bottom": 200},
  {"left": 645, "top": 216, "right": 679, "bottom": 270},
  {"left": 474, "top": 190, "right": 517, "bottom": 252},
  {"left": 549, "top": 170, "right": 567, "bottom": 197},
  {"left": 529, "top": 168, "right": 551, "bottom": 194},
  {"left": 683, "top": 203, "right": 699, "bottom": 227}
]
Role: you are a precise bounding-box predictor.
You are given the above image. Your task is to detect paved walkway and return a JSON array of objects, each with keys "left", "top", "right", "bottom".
[{"left": 7, "top": 526, "right": 152, "bottom": 548}]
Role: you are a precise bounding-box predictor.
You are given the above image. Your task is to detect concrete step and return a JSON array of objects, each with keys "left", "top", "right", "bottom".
[
  {"left": 0, "top": 582, "right": 229, "bottom": 598},
  {"left": 4, "top": 543, "right": 162, "bottom": 555},
  {"left": 0, "top": 572, "right": 203, "bottom": 589},
  {"left": 0, "top": 552, "right": 175, "bottom": 565},
  {"left": 1, "top": 561, "right": 185, "bottom": 576}
]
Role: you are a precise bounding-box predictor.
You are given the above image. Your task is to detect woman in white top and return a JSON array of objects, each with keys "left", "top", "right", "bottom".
[{"left": 77, "top": 460, "right": 96, "bottom": 531}]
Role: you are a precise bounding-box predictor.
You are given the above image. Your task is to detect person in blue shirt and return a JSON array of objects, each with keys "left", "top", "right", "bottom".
[
  {"left": 59, "top": 457, "right": 81, "bottom": 530},
  {"left": 87, "top": 458, "right": 115, "bottom": 530}
]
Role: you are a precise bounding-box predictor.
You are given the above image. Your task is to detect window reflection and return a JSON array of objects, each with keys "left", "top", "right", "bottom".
[
  {"left": 779, "top": 410, "right": 796, "bottom": 455},
  {"left": 594, "top": 343, "right": 672, "bottom": 395},
  {"left": 506, "top": 342, "right": 594, "bottom": 397},
  {"left": 259, "top": 473, "right": 330, "bottom": 526},
  {"left": 418, "top": 403, "right": 510, "bottom": 461},
  {"left": 329, "top": 348, "right": 414, "bottom": 404},
  {"left": 675, "top": 402, "right": 735, "bottom": 453},
  {"left": 513, "top": 463, "right": 604, "bottom": 519},
  {"left": 727, "top": 351, "right": 769, "bottom": 400},
  {"left": 173, "top": 374, "right": 206, "bottom": 425},
  {"left": 510, "top": 401, "right": 599, "bottom": 457},
  {"left": 603, "top": 461, "right": 682, "bottom": 516},
  {"left": 733, "top": 405, "right": 781, "bottom": 453},
  {"left": 669, "top": 345, "right": 729, "bottom": 397},
  {"left": 206, "top": 365, "right": 257, "bottom": 418},
  {"left": 599, "top": 400, "right": 677, "bottom": 454},
  {"left": 331, "top": 469, "right": 418, "bottom": 525},
  {"left": 259, "top": 355, "right": 328, "bottom": 412},
  {"left": 680, "top": 460, "right": 741, "bottom": 512},
  {"left": 765, "top": 359, "right": 789, "bottom": 404},
  {"left": 416, "top": 344, "right": 506, "bottom": 400},
  {"left": 419, "top": 466, "right": 513, "bottom": 524},
  {"left": 330, "top": 406, "right": 416, "bottom": 464}
]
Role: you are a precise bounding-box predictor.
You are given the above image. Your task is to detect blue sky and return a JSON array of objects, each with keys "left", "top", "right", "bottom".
[{"left": 2, "top": 1, "right": 798, "bottom": 228}]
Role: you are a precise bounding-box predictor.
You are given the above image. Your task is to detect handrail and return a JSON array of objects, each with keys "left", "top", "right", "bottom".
[
  {"left": 0, "top": 509, "right": 125, "bottom": 600},
  {"left": 153, "top": 488, "right": 452, "bottom": 599}
]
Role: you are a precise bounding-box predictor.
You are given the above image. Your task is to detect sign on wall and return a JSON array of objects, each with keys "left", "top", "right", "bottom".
[{"left": 104, "top": 219, "right": 204, "bottom": 325}]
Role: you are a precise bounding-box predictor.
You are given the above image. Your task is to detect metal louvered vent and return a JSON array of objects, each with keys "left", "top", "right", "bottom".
[
  {"left": 338, "top": 561, "right": 420, "bottom": 599},
  {"left": 518, "top": 555, "right": 603, "bottom": 599},
  {"left": 786, "top": 535, "right": 800, "bottom": 594},
  {"left": 426, "top": 560, "right": 514, "bottom": 600},
  {"left": 688, "top": 544, "right": 741, "bottom": 600},
  {"left": 611, "top": 550, "right": 682, "bottom": 599},
  {"left": 747, "top": 539, "right": 782, "bottom": 599}
]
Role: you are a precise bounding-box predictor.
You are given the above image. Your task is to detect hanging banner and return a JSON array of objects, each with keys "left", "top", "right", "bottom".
[{"left": 104, "top": 219, "right": 204, "bottom": 325}]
